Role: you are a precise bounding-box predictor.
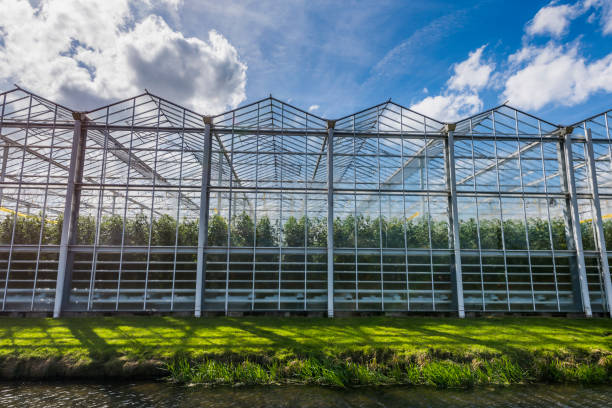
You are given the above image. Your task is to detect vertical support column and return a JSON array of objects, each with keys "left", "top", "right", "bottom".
[
  {"left": 444, "top": 125, "right": 465, "bottom": 318},
  {"left": 53, "top": 113, "right": 87, "bottom": 318},
  {"left": 326, "top": 121, "right": 335, "bottom": 318},
  {"left": 560, "top": 127, "right": 592, "bottom": 317},
  {"left": 217, "top": 151, "right": 223, "bottom": 211},
  {"left": 195, "top": 118, "right": 213, "bottom": 317},
  {"left": 584, "top": 128, "right": 612, "bottom": 317},
  {"left": 557, "top": 135, "right": 582, "bottom": 312},
  {"left": 0, "top": 145, "right": 8, "bottom": 208}
]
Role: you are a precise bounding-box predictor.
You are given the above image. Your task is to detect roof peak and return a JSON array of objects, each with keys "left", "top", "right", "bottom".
[{"left": 1, "top": 87, "right": 608, "bottom": 130}]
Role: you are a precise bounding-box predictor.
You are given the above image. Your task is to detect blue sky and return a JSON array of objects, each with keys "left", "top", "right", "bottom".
[
  {"left": 180, "top": 0, "right": 538, "bottom": 117},
  {"left": 1, "top": 0, "right": 611, "bottom": 124}
]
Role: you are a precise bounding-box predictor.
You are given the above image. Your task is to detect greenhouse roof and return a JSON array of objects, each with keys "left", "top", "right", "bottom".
[{"left": 2, "top": 85, "right": 610, "bottom": 134}]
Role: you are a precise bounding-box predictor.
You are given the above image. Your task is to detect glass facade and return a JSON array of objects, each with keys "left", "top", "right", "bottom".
[{"left": 0, "top": 87, "right": 610, "bottom": 317}]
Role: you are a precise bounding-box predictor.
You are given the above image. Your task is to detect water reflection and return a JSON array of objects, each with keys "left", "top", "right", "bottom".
[{"left": 1, "top": 382, "right": 611, "bottom": 407}]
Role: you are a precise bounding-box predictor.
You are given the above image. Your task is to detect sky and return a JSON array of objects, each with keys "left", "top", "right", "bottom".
[{"left": 0, "top": 0, "right": 611, "bottom": 124}]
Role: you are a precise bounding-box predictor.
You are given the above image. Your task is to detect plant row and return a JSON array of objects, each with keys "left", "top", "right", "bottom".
[{"left": 0, "top": 212, "right": 607, "bottom": 251}]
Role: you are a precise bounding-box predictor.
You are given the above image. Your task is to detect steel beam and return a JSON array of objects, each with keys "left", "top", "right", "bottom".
[
  {"left": 195, "top": 118, "right": 213, "bottom": 317},
  {"left": 444, "top": 126, "right": 465, "bottom": 317},
  {"left": 0, "top": 123, "right": 146, "bottom": 216},
  {"left": 584, "top": 128, "right": 612, "bottom": 317},
  {"left": 86, "top": 128, "right": 200, "bottom": 212},
  {"left": 5, "top": 122, "right": 560, "bottom": 142},
  {"left": 327, "top": 121, "right": 335, "bottom": 317},
  {"left": 381, "top": 139, "right": 441, "bottom": 188},
  {"left": 3, "top": 244, "right": 568, "bottom": 257},
  {"left": 560, "top": 127, "right": 592, "bottom": 317},
  {"left": 457, "top": 140, "right": 543, "bottom": 186},
  {"left": 0, "top": 145, "right": 8, "bottom": 207},
  {"left": 148, "top": 94, "right": 249, "bottom": 210},
  {"left": 53, "top": 113, "right": 87, "bottom": 318}
]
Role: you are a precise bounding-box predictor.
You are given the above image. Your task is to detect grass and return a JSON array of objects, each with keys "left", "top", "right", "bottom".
[
  {"left": 0, "top": 316, "right": 611, "bottom": 387},
  {"left": 163, "top": 355, "right": 611, "bottom": 388}
]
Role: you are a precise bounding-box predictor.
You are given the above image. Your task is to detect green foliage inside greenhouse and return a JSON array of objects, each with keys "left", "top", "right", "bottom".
[{"left": 0, "top": 211, "right": 606, "bottom": 251}]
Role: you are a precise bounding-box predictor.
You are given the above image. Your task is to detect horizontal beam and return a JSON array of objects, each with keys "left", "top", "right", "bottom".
[
  {"left": 457, "top": 140, "right": 541, "bottom": 186},
  {"left": 0, "top": 244, "right": 577, "bottom": 259},
  {"left": 2, "top": 120, "right": 579, "bottom": 143}
]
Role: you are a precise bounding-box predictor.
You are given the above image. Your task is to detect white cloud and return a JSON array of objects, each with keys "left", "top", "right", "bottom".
[
  {"left": 412, "top": 2, "right": 612, "bottom": 119},
  {"left": 585, "top": 0, "right": 612, "bottom": 34},
  {"left": 526, "top": 1, "right": 612, "bottom": 37},
  {"left": 139, "top": 0, "right": 184, "bottom": 10},
  {"left": 308, "top": 104, "right": 320, "bottom": 112},
  {"left": 448, "top": 45, "right": 494, "bottom": 91},
  {"left": 502, "top": 43, "right": 612, "bottom": 110},
  {"left": 0, "top": 0, "right": 247, "bottom": 113},
  {"left": 410, "top": 46, "right": 490, "bottom": 122},
  {"left": 407, "top": 0, "right": 612, "bottom": 120},
  {"left": 411, "top": 92, "right": 483, "bottom": 122},
  {"left": 526, "top": 3, "right": 581, "bottom": 37},
  {"left": 601, "top": 7, "right": 612, "bottom": 33},
  {"left": 158, "top": 0, "right": 183, "bottom": 9},
  {"left": 500, "top": 1, "right": 612, "bottom": 110}
]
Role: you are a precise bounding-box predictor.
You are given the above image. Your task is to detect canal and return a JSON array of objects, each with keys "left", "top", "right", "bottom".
[{"left": 1, "top": 382, "right": 611, "bottom": 407}]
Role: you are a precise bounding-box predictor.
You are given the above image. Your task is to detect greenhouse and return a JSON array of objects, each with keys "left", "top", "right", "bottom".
[{"left": 0, "top": 86, "right": 611, "bottom": 318}]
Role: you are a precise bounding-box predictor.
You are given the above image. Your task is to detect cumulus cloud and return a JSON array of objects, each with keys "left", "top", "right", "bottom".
[
  {"left": 156, "top": 0, "right": 184, "bottom": 9},
  {"left": 419, "top": 1, "right": 612, "bottom": 117},
  {"left": 308, "top": 105, "right": 320, "bottom": 112},
  {"left": 585, "top": 0, "right": 612, "bottom": 34},
  {"left": 502, "top": 43, "right": 612, "bottom": 110},
  {"left": 525, "top": 1, "right": 612, "bottom": 37},
  {"left": 411, "top": 93, "right": 483, "bottom": 122},
  {"left": 526, "top": 3, "right": 582, "bottom": 37},
  {"left": 0, "top": 0, "right": 247, "bottom": 113},
  {"left": 500, "top": 1, "right": 612, "bottom": 110},
  {"left": 447, "top": 45, "right": 494, "bottom": 91},
  {"left": 410, "top": 46, "right": 492, "bottom": 121}
]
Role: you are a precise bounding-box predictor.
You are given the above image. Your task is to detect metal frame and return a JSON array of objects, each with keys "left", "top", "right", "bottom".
[
  {"left": 53, "top": 113, "right": 86, "bottom": 317},
  {"left": 195, "top": 118, "right": 212, "bottom": 317},
  {"left": 560, "top": 128, "right": 592, "bottom": 316},
  {"left": 584, "top": 128, "right": 612, "bottom": 316},
  {"left": 0, "top": 87, "right": 610, "bottom": 318},
  {"left": 444, "top": 126, "right": 465, "bottom": 317},
  {"left": 327, "top": 121, "right": 334, "bottom": 317}
]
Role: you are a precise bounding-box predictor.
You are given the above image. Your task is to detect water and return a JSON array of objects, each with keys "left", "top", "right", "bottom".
[{"left": 1, "top": 382, "right": 611, "bottom": 407}]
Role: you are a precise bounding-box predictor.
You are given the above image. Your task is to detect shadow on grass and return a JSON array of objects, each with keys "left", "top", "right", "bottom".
[{"left": 1, "top": 316, "right": 610, "bottom": 364}]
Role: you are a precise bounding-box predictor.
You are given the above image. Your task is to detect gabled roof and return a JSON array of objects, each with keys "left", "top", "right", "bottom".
[
  {"left": 0, "top": 86, "right": 74, "bottom": 124},
  {"left": 570, "top": 109, "right": 611, "bottom": 140},
  {"left": 334, "top": 100, "right": 444, "bottom": 134},
  {"left": 84, "top": 90, "right": 204, "bottom": 129},
  {"left": 0, "top": 86, "right": 608, "bottom": 135},
  {"left": 453, "top": 104, "right": 560, "bottom": 137},
  {"left": 212, "top": 96, "right": 328, "bottom": 130}
]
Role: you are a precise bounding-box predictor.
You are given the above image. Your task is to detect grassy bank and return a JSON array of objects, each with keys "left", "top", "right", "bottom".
[{"left": 1, "top": 316, "right": 611, "bottom": 387}]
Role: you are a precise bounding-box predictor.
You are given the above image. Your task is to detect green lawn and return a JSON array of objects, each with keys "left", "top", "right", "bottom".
[{"left": 1, "top": 316, "right": 611, "bottom": 362}]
